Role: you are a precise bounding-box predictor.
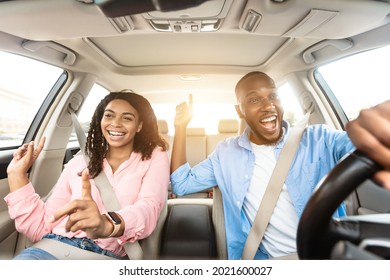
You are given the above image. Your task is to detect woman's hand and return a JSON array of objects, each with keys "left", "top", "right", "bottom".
[
  {"left": 346, "top": 100, "right": 390, "bottom": 190},
  {"left": 7, "top": 137, "right": 46, "bottom": 192},
  {"left": 51, "top": 168, "right": 114, "bottom": 239}
]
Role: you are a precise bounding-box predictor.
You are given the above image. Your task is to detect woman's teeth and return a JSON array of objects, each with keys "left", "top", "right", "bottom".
[{"left": 108, "top": 131, "right": 125, "bottom": 136}]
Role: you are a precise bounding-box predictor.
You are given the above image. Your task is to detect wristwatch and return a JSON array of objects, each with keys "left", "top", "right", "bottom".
[{"left": 104, "top": 212, "right": 122, "bottom": 238}]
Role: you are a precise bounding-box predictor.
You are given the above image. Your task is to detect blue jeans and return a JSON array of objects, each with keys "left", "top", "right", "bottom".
[{"left": 13, "top": 233, "right": 127, "bottom": 260}]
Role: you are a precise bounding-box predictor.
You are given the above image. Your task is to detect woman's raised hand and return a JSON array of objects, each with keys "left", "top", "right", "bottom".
[{"left": 7, "top": 137, "right": 46, "bottom": 192}]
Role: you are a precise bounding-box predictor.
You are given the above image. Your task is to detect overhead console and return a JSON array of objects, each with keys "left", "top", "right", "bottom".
[{"left": 142, "top": 0, "right": 233, "bottom": 32}]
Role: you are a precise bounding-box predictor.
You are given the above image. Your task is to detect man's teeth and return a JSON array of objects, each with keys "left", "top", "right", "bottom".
[
  {"left": 261, "top": 116, "right": 276, "bottom": 123},
  {"left": 108, "top": 131, "right": 125, "bottom": 136}
]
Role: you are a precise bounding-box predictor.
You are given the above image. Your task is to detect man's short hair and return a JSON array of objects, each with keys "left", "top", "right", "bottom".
[{"left": 235, "top": 71, "right": 274, "bottom": 96}]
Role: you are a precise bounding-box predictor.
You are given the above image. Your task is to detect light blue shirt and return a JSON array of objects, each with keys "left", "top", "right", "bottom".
[{"left": 170, "top": 121, "right": 355, "bottom": 260}]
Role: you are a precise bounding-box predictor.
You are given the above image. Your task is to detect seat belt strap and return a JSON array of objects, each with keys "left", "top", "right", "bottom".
[
  {"left": 70, "top": 109, "right": 143, "bottom": 260},
  {"left": 241, "top": 113, "right": 310, "bottom": 260}
]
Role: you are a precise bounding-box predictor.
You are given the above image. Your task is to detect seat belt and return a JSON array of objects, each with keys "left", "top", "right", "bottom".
[
  {"left": 241, "top": 112, "right": 310, "bottom": 260},
  {"left": 70, "top": 109, "right": 144, "bottom": 260}
]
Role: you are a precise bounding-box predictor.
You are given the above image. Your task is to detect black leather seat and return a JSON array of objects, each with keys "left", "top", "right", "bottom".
[{"left": 160, "top": 204, "right": 216, "bottom": 259}]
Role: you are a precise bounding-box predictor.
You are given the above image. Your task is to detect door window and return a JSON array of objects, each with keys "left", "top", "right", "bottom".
[
  {"left": 316, "top": 45, "right": 390, "bottom": 122},
  {"left": 0, "top": 51, "right": 63, "bottom": 149}
]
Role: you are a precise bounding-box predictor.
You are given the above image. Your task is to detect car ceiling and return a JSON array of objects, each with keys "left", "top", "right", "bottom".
[{"left": 0, "top": 0, "right": 389, "bottom": 103}]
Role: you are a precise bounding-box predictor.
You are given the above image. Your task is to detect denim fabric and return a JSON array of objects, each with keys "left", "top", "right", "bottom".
[
  {"left": 14, "top": 233, "right": 128, "bottom": 260},
  {"left": 13, "top": 247, "right": 57, "bottom": 260}
]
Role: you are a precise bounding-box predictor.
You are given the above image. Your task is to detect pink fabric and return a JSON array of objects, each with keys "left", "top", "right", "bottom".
[{"left": 4, "top": 148, "right": 169, "bottom": 256}]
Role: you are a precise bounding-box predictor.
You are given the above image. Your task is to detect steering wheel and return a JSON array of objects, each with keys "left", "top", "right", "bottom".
[{"left": 297, "top": 150, "right": 390, "bottom": 260}]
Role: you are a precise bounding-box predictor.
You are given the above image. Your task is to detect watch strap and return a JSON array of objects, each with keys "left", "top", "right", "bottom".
[{"left": 104, "top": 213, "right": 121, "bottom": 238}]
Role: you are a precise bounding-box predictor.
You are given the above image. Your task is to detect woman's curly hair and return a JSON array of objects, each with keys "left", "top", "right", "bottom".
[{"left": 85, "top": 90, "right": 168, "bottom": 178}]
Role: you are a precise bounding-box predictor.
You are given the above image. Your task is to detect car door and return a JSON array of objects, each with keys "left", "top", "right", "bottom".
[{"left": 0, "top": 51, "right": 64, "bottom": 259}]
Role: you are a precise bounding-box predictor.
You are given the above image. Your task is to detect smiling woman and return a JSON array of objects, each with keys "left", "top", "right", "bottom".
[
  {"left": 100, "top": 99, "right": 143, "bottom": 171},
  {"left": 5, "top": 90, "right": 170, "bottom": 260}
]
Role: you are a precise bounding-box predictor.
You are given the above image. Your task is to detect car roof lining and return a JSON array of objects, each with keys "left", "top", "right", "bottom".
[
  {"left": 0, "top": 1, "right": 388, "bottom": 69},
  {"left": 0, "top": 0, "right": 389, "bottom": 96},
  {"left": 0, "top": 0, "right": 388, "bottom": 40}
]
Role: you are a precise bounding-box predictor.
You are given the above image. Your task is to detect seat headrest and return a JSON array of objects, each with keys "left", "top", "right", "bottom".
[
  {"left": 218, "top": 119, "right": 239, "bottom": 133},
  {"left": 186, "top": 127, "right": 205, "bottom": 136},
  {"left": 238, "top": 118, "right": 247, "bottom": 135},
  {"left": 157, "top": 119, "right": 169, "bottom": 134}
]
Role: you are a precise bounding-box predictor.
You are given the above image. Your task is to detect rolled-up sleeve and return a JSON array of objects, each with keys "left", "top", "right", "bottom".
[
  {"left": 170, "top": 155, "right": 218, "bottom": 196},
  {"left": 4, "top": 159, "right": 76, "bottom": 242}
]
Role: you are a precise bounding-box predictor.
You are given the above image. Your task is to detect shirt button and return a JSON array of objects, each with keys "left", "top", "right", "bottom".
[{"left": 236, "top": 201, "right": 240, "bottom": 206}]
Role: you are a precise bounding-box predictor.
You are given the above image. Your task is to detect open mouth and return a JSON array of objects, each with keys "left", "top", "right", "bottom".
[
  {"left": 260, "top": 115, "right": 278, "bottom": 131},
  {"left": 108, "top": 130, "right": 125, "bottom": 137}
]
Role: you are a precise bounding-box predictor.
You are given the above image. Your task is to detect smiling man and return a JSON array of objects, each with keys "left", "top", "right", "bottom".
[
  {"left": 170, "top": 71, "right": 355, "bottom": 260},
  {"left": 234, "top": 71, "right": 284, "bottom": 145}
]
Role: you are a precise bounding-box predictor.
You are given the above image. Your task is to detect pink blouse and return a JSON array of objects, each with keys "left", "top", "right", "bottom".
[{"left": 4, "top": 148, "right": 169, "bottom": 256}]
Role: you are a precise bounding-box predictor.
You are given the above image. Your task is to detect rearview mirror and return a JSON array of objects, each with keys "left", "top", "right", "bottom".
[{"left": 95, "top": 0, "right": 212, "bottom": 17}]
